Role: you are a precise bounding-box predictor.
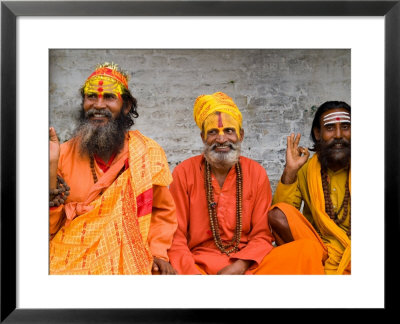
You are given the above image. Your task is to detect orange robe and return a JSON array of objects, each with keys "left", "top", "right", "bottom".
[
  {"left": 168, "top": 155, "right": 325, "bottom": 275},
  {"left": 49, "top": 130, "right": 177, "bottom": 274}
]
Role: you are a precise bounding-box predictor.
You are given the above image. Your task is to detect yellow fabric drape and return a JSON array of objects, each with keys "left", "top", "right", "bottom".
[
  {"left": 193, "top": 92, "right": 242, "bottom": 130},
  {"left": 307, "top": 154, "right": 351, "bottom": 274}
]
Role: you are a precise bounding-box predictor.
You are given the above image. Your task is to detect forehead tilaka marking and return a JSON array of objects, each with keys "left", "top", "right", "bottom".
[
  {"left": 217, "top": 112, "right": 223, "bottom": 128},
  {"left": 323, "top": 111, "right": 351, "bottom": 126}
]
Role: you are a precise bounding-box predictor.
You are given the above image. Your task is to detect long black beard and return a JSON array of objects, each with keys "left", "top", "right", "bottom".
[
  {"left": 315, "top": 138, "right": 351, "bottom": 170},
  {"left": 75, "top": 108, "right": 129, "bottom": 158},
  {"left": 203, "top": 141, "right": 241, "bottom": 169}
]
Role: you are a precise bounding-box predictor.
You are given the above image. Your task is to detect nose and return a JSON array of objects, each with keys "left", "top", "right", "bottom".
[
  {"left": 334, "top": 124, "right": 343, "bottom": 139},
  {"left": 215, "top": 133, "right": 227, "bottom": 143},
  {"left": 94, "top": 96, "right": 107, "bottom": 109}
]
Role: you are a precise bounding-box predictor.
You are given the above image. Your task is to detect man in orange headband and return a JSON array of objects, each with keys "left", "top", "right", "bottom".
[
  {"left": 167, "top": 92, "right": 326, "bottom": 274},
  {"left": 270, "top": 101, "right": 351, "bottom": 274},
  {"left": 48, "top": 62, "right": 177, "bottom": 275}
]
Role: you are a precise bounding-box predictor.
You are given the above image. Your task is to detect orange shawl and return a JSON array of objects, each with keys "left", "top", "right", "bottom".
[{"left": 50, "top": 131, "right": 172, "bottom": 274}]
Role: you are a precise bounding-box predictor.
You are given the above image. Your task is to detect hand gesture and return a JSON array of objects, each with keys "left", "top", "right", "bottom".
[
  {"left": 49, "top": 127, "right": 60, "bottom": 189},
  {"left": 152, "top": 257, "right": 177, "bottom": 275},
  {"left": 281, "top": 133, "right": 310, "bottom": 184},
  {"left": 285, "top": 133, "right": 310, "bottom": 171},
  {"left": 49, "top": 127, "right": 60, "bottom": 165}
]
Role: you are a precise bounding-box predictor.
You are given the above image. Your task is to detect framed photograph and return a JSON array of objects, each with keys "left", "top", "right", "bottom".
[{"left": 1, "top": 0, "right": 398, "bottom": 321}]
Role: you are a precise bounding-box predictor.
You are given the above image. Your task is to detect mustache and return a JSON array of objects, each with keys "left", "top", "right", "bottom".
[
  {"left": 85, "top": 108, "right": 112, "bottom": 119},
  {"left": 209, "top": 141, "right": 237, "bottom": 150},
  {"left": 326, "top": 138, "right": 351, "bottom": 148}
]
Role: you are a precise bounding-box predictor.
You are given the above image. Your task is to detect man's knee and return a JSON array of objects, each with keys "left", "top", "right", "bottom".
[
  {"left": 268, "top": 208, "right": 288, "bottom": 230},
  {"left": 268, "top": 207, "right": 294, "bottom": 244}
]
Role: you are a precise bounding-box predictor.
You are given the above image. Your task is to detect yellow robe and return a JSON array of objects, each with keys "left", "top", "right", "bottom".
[{"left": 273, "top": 154, "right": 351, "bottom": 274}]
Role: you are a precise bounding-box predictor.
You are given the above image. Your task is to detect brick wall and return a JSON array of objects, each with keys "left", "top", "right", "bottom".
[{"left": 49, "top": 49, "right": 350, "bottom": 192}]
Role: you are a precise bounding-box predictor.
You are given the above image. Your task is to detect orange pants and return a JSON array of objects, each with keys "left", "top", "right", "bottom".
[
  {"left": 196, "top": 203, "right": 327, "bottom": 275},
  {"left": 195, "top": 238, "right": 325, "bottom": 275},
  {"left": 254, "top": 202, "right": 328, "bottom": 274},
  {"left": 271, "top": 202, "right": 351, "bottom": 275},
  {"left": 251, "top": 239, "right": 325, "bottom": 274}
]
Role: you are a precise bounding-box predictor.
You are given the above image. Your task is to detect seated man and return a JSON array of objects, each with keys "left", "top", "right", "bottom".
[
  {"left": 270, "top": 101, "right": 351, "bottom": 275},
  {"left": 168, "top": 92, "right": 326, "bottom": 274},
  {"left": 49, "top": 62, "right": 177, "bottom": 275}
]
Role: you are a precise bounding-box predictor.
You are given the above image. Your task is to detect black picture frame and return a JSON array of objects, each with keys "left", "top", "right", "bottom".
[{"left": 1, "top": 0, "right": 399, "bottom": 322}]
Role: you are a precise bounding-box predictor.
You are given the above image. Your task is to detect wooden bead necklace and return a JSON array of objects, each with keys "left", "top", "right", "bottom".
[
  {"left": 204, "top": 160, "right": 243, "bottom": 256},
  {"left": 90, "top": 155, "right": 99, "bottom": 184},
  {"left": 321, "top": 168, "right": 351, "bottom": 237},
  {"left": 49, "top": 175, "right": 70, "bottom": 207}
]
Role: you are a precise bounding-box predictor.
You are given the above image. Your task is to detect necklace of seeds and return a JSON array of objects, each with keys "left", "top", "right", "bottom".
[
  {"left": 321, "top": 168, "right": 351, "bottom": 237},
  {"left": 204, "top": 160, "right": 243, "bottom": 256},
  {"left": 89, "top": 155, "right": 99, "bottom": 184}
]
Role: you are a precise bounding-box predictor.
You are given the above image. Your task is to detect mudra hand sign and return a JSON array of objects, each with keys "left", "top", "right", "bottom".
[{"left": 281, "top": 133, "right": 310, "bottom": 184}]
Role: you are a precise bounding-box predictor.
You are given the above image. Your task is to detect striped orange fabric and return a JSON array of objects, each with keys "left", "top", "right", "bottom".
[{"left": 49, "top": 131, "right": 171, "bottom": 275}]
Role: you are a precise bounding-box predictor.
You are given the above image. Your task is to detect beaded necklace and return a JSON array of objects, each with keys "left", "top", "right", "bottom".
[
  {"left": 321, "top": 168, "right": 351, "bottom": 237},
  {"left": 89, "top": 155, "right": 99, "bottom": 184},
  {"left": 204, "top": 160, "right": 243, "bottom": 256}
]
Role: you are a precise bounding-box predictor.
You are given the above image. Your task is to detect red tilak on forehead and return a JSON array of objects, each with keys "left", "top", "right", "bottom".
[
  {"left": 97, "top": 79, "right": 104, "bottom": 97},
  {"left": 217, "top": 112, "right": 223, "bottom": 128},
  {"left": 97, "top": 87, "right": 103, "bottom": 98}
]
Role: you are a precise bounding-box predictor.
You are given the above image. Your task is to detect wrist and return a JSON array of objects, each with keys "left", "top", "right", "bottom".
[
  {"left": 235, "top": 259, "right": 252, "bottom": 272},
  {"left": 49, "top": 162, "right": 58, "bottom": 174},
  {"left": 281, "top": 167, "right": 298, "bottom": 184},
  {"left": 49, "top": 171, "right": 58, "bottom": 190}
]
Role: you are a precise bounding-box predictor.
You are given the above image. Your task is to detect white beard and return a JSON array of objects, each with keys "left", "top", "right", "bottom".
[{"left": 203, "top": 141, "right": 241, "bottom": 169}]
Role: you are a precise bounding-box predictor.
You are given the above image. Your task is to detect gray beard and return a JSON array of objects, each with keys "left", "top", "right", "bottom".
[
  {"left": 75, "top": 109, "right": 126, "bottom": 158},
  {"left": 203, "top": 141, "right": 241, "bottom": 169}
]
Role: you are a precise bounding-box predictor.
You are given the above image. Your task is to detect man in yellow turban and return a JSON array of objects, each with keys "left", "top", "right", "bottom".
[
  {"left": 168, "top": 92, "right": 326, "bottom": 274},
  {"left": 270, "top": 101, "right": 351, "bottom": 274},
  {"left": 49, "top": 62, "right": 177, "bottom": 275}
]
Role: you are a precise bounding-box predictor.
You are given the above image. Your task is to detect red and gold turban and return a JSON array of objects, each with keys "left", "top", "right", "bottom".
[
  {"left": 83, "top": 62, "right": 129, "bottom": 99},
  {"left": 193, "top": 92, "right": 242, "bottom": 130}
]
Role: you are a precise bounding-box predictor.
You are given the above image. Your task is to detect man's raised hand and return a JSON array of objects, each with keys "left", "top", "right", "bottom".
[
  {"left": 49, "top": 127, "right": 60, "bottom": 189},
  {"left": 281, "top": 133, "right": 310, "bottom": 184}
]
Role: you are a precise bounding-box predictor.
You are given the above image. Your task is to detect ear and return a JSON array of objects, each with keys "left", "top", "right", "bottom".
[
  {"left": 201, "top": 132, "right": 206, "bottom": 143},
  {"left": 122, "top": 102, "right": 132, "bottom": 116},
  {"left": 313, "top": 127, "right": 321, "bottom": 141},
  {"left": 239, "top": 129, "right": 245, "bottom": 142}
]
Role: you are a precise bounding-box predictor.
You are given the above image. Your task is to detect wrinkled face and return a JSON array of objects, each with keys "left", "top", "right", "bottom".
[
  {"left": 313, "top": 107, "right": 351, "bottom": 168},
  {"left": 202, "top": 112, "right": 243, "bottom": 167}
]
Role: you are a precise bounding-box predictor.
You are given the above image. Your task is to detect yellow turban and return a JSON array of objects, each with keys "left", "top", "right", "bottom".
[{"left": 193, "top": 92, "right": 242, "bottom": 130}]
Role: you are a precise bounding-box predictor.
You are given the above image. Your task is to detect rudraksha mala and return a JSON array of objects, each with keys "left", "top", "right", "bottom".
[
  {"left": 49, "top": 175, "right": 70, "bottom": 207},
  {"left": 204, "top": 160, "right": 243, "bottom": 256},
  {"left": 90, "top": 155, "right": 98, "bottom": 184},
  {"left": 321, "top": 168, "right": 351, "bottom": 237}
]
